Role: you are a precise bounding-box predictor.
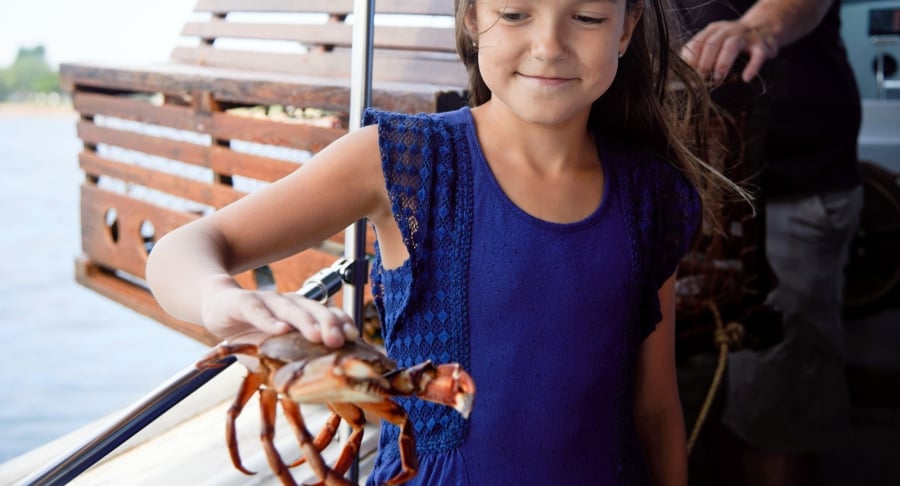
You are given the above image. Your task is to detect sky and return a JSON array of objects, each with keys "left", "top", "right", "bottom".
[{"left": 0, "top": 0, "right": 195, "bottom": 68}]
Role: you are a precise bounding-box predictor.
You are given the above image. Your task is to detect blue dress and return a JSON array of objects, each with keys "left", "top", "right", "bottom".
[{"left": 363, "top": 107, "right": 699, "bottom": 485}]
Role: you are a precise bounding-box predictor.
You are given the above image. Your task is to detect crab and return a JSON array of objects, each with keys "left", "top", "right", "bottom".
[{"left": 196, "top": 331, "right": 475, "bottom": 486}]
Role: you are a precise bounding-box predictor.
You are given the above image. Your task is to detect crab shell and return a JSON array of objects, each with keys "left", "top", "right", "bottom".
[{"left": 267, "top": 333, "right": 474, "bottom": 418}]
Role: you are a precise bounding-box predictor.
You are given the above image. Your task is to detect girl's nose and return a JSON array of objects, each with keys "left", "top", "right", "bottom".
[{"left": 532, "top": 21, "right": 568, "bottom": 62}]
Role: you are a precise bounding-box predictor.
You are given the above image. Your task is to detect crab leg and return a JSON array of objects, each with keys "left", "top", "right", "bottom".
[
  {"left": 280, "top": 399, "right": 352, "bottom": 486},
  {"left": 323, "top": 403, "right": 368, "bottom": 478},
  {"left": 223, "top": 371, "right": 263, "bottom": 475},
  {"left": 358, "top": 401, "right": 419, "bottom": 486},
  {"left": 260, "top": 388, "right": 299, "bottom": 486},
  {"left": 195, "top": 343, "right": 259, "bottom": 369},
  {"left": 286, "top": 410, "right": 342, "bottom": 468}
]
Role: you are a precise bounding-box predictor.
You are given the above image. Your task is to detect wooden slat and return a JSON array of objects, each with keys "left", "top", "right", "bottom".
[
  {"left": 73, "top": 103, "right": 305, "bottom": 183},
  {"left": 209, "top": 145, "right": 300, "bottom": 182},
  {"left": 74, "top": 95, "right": 346, "bottom": 155},
  {"left": 62, "top": 63, "right": 360, "bottom": 112},
  {"left": 210, "top": 111, "right": 346, "bottom": 152},
  {"left": 169, "top": 46, "right": 467, "bottom": 87},
  {"left": 194, "top": 0, "right": 355, "bottom": 15},
  {"left": 193, "top": 0, "right": 454, "bottom": 16},
  {"left": 79, "top": 151, "right": 244, "bottom": 208},
  {"left": 372, "top": 0, "right": 455, "bottom": 16},
  {"left": 181, "top": 22, "right": 456, "bottom": 53},
  {"left": 77, "top": 120, "right": 210, "bottom": 166},
  {"left": 181, "top": 21, "right": 354, "bottom": 45},
  {"left": 62, "top": 63, "right": 456, "bottom": 114},
  {"left": 73, "top": 92, "right": 202, "bottom": 132}
]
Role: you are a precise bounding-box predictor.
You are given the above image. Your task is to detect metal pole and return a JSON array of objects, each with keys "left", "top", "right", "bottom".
[
  {"left": 345, "top": 0, "right": 374, "bottom": 365},
  {"left": 343, "top": 1, "right": 375, "bottom": 482},
  {"left": 18, "top": 259, "right": 352, "bottom": 486}
]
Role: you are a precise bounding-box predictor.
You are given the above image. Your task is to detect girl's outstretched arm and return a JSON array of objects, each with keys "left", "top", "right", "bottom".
[
  {"left": 633, "top": 273, "right": 688, "bottom": 486},
  {"left": 146, "top": 125, "right": 391, "bottom": 348}
]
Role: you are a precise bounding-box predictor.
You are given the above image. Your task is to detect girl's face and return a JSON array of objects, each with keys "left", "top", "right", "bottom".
[{"left": 467, "top": 0, "right": 640, "bottom": 126}]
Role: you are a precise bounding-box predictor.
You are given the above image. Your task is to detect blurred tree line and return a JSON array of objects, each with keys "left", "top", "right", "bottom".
[{"left": 0, "top": 46, "right": 61, "bottom": 101}]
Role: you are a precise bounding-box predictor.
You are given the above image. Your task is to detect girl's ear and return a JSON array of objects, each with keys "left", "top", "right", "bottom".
[
  {"left": 463, "top": 2, "right": 479, "bottom": 44},
  {"left": 619, "top": 1, "right": 644, "bottom": 54}
]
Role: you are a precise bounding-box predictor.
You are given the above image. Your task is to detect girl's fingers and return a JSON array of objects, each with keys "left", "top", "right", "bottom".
[
  {"left": 238, "top": 295, "right": 294, "bottom": 335},
  {"left": 329, "top": 306, "right": 359, "bottom": 340},
  {"left": 297, "top": 299, "right": 355, "bottom": 347},
  {"left": 204, "top": 289, "right": 358, "bottom": 348},
  {"left": 259, "top": 293, "right": 355, "bottom": 347}
]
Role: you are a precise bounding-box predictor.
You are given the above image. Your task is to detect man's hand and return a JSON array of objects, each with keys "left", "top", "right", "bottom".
[
  {"left": 680, "top": 20, "right": 778, "bottom": 83},
  {"left": 679, "top": 0, "right": 834, "bottom": 83}
]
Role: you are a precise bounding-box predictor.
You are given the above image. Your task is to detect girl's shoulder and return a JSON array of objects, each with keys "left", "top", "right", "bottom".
[
  {"left": 363, "top": 107, "right": 474, "bottom": 171},
  {"left": 363, "top": 106, "right": 471, "bottom": 131}
]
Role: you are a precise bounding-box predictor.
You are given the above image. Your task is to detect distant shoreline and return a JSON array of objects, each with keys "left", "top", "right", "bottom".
[{"left": 0, "top": 102, "right": 76, "bottom": 118}]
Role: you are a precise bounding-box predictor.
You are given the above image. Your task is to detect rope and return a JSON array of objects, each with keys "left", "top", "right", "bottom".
[{"left": 686, "top": 300, "right": 744, "bottom": 455}]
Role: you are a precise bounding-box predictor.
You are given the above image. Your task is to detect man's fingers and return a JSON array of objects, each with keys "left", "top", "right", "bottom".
[
  {"left": 680, "top": 40, "right": 701, "bottom": 67},
  {"left": 713, "top": 35, "right": 745, "bottom": 82},
  {"left": 741, "top": 48, "right": 768, "bottom": 82},
  {"left": 680, "top": 20, "right": 778, "bottom": 83}
]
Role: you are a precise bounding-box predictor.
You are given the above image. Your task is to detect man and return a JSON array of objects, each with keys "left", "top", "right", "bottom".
[{"left": 674, "top": 1, "right": 864, "bottom": 485}]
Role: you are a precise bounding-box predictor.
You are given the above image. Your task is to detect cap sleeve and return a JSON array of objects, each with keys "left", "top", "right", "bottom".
[{"left": 639, "top": 164, "right": 701, "bottom": 338}]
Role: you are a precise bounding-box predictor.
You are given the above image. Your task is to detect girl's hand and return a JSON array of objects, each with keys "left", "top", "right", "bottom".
[{"left": 200, "top": 287, "right": 358, "bottom": 348}]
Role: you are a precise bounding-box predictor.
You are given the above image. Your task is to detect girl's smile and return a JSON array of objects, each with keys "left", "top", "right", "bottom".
[{"left": 516, "top": 72, "right": 578, "bottom": 86}]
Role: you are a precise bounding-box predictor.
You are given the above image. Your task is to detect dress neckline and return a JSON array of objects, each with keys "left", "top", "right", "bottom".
[{"left": 456, "top": 106, "right": 613, "bottom": 232}]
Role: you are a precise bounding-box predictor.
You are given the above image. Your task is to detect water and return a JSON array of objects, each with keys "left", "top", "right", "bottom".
[{"left": 0, "top": 110, "right": 209, "bottom": 463}]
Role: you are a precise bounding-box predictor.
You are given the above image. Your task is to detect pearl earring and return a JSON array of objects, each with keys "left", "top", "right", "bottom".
[{"left": 618, "top": 52, "right": 624, "bottom": 59}]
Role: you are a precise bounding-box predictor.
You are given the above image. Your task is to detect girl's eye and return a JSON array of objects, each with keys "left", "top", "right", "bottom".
[
  {"left": 500, "top": 11, "right": 528, "bottom": 22},
  {"left": 574, "top": 14, "right": 604, "bottom": 25}
]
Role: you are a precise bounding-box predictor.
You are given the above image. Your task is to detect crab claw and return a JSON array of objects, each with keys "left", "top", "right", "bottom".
[{"left": 419, "top": 363, "right": 475, "bottom": 419}]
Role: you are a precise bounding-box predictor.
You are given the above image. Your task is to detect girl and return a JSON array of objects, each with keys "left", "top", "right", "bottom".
[{"left": 147, "top": 0, "right": 735, "bottom": 484}]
